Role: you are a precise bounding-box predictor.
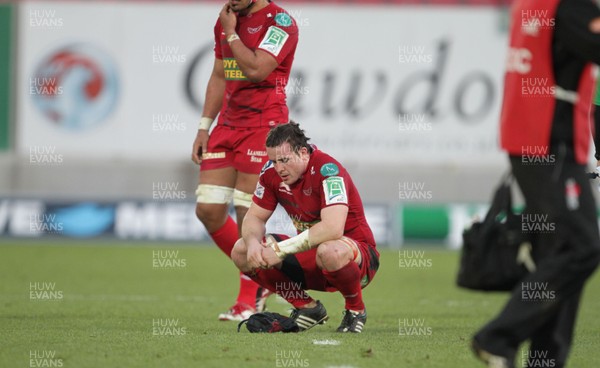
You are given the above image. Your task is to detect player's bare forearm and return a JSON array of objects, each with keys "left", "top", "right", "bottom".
[
  {"left": 242, "top": 215, "right": 266, "bottom": 247},
  {"left": 242, "top": 204, "right": 274, "bottom": 269},
  {"left": 201, "top": 59, "right": 226, "bottom": 119},
  {"left": 227, "top": 42, "right": 278, "bottom": 83},
  {"left": 202, "top": 77, "right": 224, "bottom": 118},
  {"left": 192, "top": 59, "right": 224, "bottom": 164},
  {"left": 241, "top": 204, "right": 272, "bottom": 245}
]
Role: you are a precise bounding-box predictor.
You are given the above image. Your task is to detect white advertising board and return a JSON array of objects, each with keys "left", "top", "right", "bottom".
[{"left": 18, "top": 2, "right": 508, "bottom": 164}]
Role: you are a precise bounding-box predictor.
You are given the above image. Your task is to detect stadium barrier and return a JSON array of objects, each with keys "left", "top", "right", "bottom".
[{"left": 0, "top": 198, "right": 493, "bottom": 248}]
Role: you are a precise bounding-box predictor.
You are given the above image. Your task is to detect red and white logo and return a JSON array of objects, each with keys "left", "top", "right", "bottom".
[
  {"left": 31, "top": 43, "right": 119, "bottom": 131},
  {"left": 565, "top": 178, "right": 580, "bottom": 211}
]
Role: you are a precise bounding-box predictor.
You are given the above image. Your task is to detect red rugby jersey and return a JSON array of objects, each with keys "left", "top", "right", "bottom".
[
  {"left": 213, "top": 2, "right": 299, "bottom": 128},
  {"left": 253, "top": 149, "right": 377, "bottom": 248}
]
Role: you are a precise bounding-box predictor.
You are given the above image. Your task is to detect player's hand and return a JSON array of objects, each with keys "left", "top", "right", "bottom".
[
  {"left": 191, "top": 130, "right": 209, "bottom": 165},
  {"left": 247, "top": 239, "right": 268, "bottom": 271},
  {"left": 260, "top": 235, "right": 283, "bottom": 268},
  {"left": 261, "top": 246, "right": 282, "bottom": 268},
  {"left": 219, "top": 3, "right": 237, "bottom": 35}
]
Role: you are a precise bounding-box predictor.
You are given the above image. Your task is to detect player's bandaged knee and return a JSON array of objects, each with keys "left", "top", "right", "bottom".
[
  {"left": 195, "top": 184, "right": 234, "bottom": 204},
  {"left": 233, "top": 189, "right": 253, "bottom": 208},
  {"left": 269, "top": 230, "right": 311, "bottom": 259}
]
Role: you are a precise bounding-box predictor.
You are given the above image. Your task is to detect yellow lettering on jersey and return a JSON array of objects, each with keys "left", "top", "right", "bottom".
[
  {"left": 223, "top": 58, "right": 248, "bottom": 81},
  {"left": 223, "top": 59, "right": 236, "bottom": 69}
]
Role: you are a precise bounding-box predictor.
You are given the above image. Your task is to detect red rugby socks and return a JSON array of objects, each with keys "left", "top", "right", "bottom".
[
  {"left": 209, "top": 216, "right": 238, "bottom": 257},
  {"left": 322, "top": 261, "right": 364, "bottom": 312},
  {"left": 247, "top": 268, "right": 314, "bottom": 309},
  {"left": 209, "top": 215, "right": 263, "bottom": 309},
  {"left": 237, "top": 273, "right": 262, "bottom": 308}
]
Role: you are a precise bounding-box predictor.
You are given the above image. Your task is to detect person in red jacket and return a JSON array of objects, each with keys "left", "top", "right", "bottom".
[
  {"left": 472, "top": 1, "right": 600, "bottom": 367},
  {"left": 231, "top": 122, "right": 380, "bottom": 333},
  {"left": 191, "top": 0, "right": 299, "bottom": 321}
]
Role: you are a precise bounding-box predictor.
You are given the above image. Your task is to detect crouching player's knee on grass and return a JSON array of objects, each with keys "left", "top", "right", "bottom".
[
  {"left": 315, "top": 240, "right": 361, "bottom": 273},
  {"left": 234, "top": 122, "right": 380, "bottom": 333}
]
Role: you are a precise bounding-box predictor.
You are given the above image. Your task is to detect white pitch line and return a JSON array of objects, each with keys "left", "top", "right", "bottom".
[{"left": 312, "top": 339, "right": 341, "bottom": 346}]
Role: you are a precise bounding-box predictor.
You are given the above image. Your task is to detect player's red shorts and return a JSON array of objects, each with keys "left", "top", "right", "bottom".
[
  {"left": 271, "top": 234, "right": 380, "bottom": 292},
  {"left": 200, "top": 125, "right": 275, "bottom": 174}
]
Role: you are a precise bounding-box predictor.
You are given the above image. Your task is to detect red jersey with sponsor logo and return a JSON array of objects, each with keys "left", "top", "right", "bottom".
[
  {"left": 253, "top": 149, "right": 376, "bottom": 248},
  {"left": 214, "top": 2, "right": 299, "bottom": 128}
]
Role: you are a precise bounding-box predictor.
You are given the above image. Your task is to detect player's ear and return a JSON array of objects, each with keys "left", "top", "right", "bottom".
[{"left": 299, "top": 147, "right": 310, "bottom": 161}]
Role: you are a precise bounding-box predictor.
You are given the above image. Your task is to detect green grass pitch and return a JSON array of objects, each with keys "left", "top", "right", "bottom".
[{"left": 1, "top": 242, "right": 599, "bottom": 367}]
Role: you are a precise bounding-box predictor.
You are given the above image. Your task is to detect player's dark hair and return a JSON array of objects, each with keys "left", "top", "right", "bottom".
[{"left": 266, "top": 121, "right": 313, "bottom": 153}]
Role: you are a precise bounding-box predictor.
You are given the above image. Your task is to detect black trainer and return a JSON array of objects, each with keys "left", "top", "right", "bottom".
[
  {"left": 290, "top": 300, "right": 328, "bottom": 331},
  {"left": 336, "top": 309, "right": 367, "bottom": 333}
]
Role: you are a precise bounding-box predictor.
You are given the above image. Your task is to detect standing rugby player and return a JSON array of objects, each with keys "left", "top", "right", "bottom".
[{"left": 192, "top": 0, "right": 299, "bottom": 321}]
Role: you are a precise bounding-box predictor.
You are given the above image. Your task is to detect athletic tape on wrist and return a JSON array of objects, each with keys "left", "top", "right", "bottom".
[
  {"left": 227, "top": 33, "right": 240, "bottom": 44},
  {"left": 198, "top": 117, "right": 214, "bottom": 130},
  {"left": 270, "top": 230, "right": 310, "bottom": 258}
]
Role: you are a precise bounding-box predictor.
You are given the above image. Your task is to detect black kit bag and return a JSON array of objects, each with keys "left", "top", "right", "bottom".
[
  {"left": 237, "top": 312, "right": 300, "bottom": 333},
  {"left": 457, "top": 173, "right": 536, "bottom": 291}
]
